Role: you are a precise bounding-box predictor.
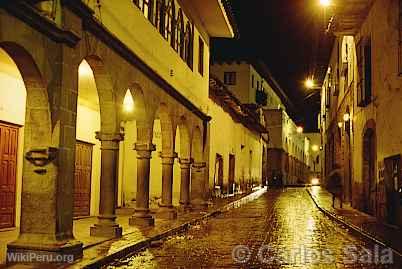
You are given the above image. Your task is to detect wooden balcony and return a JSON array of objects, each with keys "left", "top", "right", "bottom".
[{"left": 329, "top": 0, "right": 374, "bottom": 35}]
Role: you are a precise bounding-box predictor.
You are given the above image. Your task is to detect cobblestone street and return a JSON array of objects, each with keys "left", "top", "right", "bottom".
[{"left": 105, "top": 188, "right": 402, "bottom": 269}]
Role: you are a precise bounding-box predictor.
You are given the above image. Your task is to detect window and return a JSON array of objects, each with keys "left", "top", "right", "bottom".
[
  {"left": 175, "top": 9, "right": 185, "bottom": 56},
  {"left": 164, "top": 0, "right": 175, "bottom": 47},
  {"left": 224, "top": 72, "right": 236, "bottom": 85},
  {"left": 252, "top": 75, "right": 254, "bottom": 88},
  {"left": 184, "top": 22, "right": 193, "bottom": 68},
  {"left": 257, "top": 81, "right": 260, "bottom": 90},
  {"left": 198, "top": 37, "right": 204, "bottom": 75},
  {"left": 134, "top": 0, "right": 193, "bottom": 68},
  {"left": 134, "top": 0, "right": 154, "bottom": 21},
  {"left": 357, "top": 38, "right": 372, "bottom": 107}
]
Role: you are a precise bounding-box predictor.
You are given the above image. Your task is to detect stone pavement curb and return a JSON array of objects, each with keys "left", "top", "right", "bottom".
[
  {"left": 306, "top": 188, "right": 402, "bottom": 259},
  {"left": 80, "top": 187, "right": 267, "bottom": 269}
]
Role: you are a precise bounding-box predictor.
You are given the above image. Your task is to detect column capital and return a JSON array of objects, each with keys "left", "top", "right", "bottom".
[
  {"left": 192, "top": 162, "right": 207, "bottom": 169},
  {"left": 179, "top": 158, "right": 192, "bottom": 169},
  {"left": 134, "top": 142, "right": 156, "bottom": 159},
  {"left": 159, "top": 152, "right": 178, "bottom": 165},
  {"left": 95, "top": 132, "right": 124, "bottom": 150}
]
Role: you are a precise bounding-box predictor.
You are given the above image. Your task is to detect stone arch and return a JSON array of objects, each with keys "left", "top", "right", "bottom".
[
  {"left": 362, "top": 119, "right": 376, "bottom": 215},
  {"left": 0, "top": 42, "right": 54, "bottom": 234},
  {"left": 1, "top": 42, "right": 52, "bottom": 146},
  {"left": 157, "top": 103, "right": 175, "bottom": 154},
  {"left": 176, "top": 116, "right": 191, "bottom": 159},
  {"left": 82, "top": 55, "right": 118, "bottom": 134},
  {"left": 191, "top": 125, "right": 203, "bottom": 163},
  {"left": 127, "top": 83, "right": 155, "bottom": 143}
]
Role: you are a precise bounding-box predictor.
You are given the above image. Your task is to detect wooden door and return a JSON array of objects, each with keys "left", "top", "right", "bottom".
[
  {"left": 74, "top": 141, "right": 93, "bottom": 217},
  {"left": 228, "top": 154, "right": 235, "bottom": 194},
  {"left": 216, "top": 154, "right": 223, "bottom": 188},
  {"left": 0, "top": 122, "right": 18, "bottom": 229}
]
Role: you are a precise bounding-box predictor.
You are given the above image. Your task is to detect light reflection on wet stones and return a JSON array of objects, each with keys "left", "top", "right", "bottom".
[{"left": 105, "top": 189, "right": 401, "bottom": 269}]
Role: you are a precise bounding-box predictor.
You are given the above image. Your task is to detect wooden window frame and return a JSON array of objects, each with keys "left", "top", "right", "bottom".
[
  {"left": 175, "top": 9, "right": 185, "bottom": 56},
  {"left": 198, "top": 36, "right": 204, "bottom": 76},
  {"left": 224, "top": 72, "right": 236, "bottom": 85},
  {"left": 357, "top": 37, "right": 372, "bottom": 107}
]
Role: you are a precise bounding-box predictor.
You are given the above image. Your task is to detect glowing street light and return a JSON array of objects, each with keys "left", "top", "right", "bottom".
[
  {"left": 320, "top": 0, "right": 331, "bottom": 7},
  {"left": 311, "top": 178, "right": 320, "bottom": 185},
  {"left": 343, "top": 112, "right": 350, "bottom": 122},
  {"left": 297, "top": 126, "right": 304, "bottom": 134},
  {"left": 123, "top": 89, "right": 134, "bottom": 113},
  {"left": 305, "top": 78, "right": 315, "bottom": 89}
]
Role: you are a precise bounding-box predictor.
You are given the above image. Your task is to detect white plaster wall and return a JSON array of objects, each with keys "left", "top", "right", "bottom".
[
  {"left": 210, "top": 62, "right": 252, "bottom": 103},
  {"left": 150, "top": 120, "right": 163, "bottom": 203},
  {"left": 208, "top": 99, "right": 263, "bottom": 190},
  {"left": 119, "top": 120, "right": 137, "bottom": 207},
  {"left": 85, "top": 0, "right": 210, "bottom": 113},
  {"left": 75, "top": 99, "right": 101, "bottom": 216}
]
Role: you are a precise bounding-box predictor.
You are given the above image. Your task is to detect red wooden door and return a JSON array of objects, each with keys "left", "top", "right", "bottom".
[
  {"left": 73, "top": 141, "right": 93, "bottom": 217},
  {"left": 0, "top": 122, "right": 18, "bottom": 229}
]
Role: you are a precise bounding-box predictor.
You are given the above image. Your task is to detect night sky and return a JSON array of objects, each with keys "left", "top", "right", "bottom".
[{"left": 212, "top": 0, "right": 334, "bottom": 132}]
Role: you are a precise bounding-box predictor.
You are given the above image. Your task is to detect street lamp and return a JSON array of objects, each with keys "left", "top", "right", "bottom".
[
  {"left": 305, "top": 78, "right": 315, "bottom": 89},
  {"left": 320, "top": 0, "right": 331, "bottom": 7},
  {"left": 297, "top": 126, "right": 304, "bottom": 134},
  {"left": 343, "top": 112, "right": 350, "bottom": 122}
]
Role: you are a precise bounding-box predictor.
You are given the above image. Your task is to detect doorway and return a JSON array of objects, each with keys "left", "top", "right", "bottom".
[
  {"left": 73, "top": 141, "right": 93, "bottom": 217},
  {"left": 362, "top": 127, "right": 376, "bottom": 215},
  {"left": 0, "top": 122, "right": 18, "bottom": 229},
  {"left": 228, "top": 154, "right": 235, "bottom": 194},
  {"left": 215, "top": 154, "right": 224, "bottom": 189}
]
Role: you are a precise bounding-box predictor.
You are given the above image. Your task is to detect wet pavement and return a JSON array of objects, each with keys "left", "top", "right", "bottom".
[
  {"left": 308, "top": 186, "right": 402, "bottom": 256},
  {"left": 105, "top": 188, "right": 402, "bottom": 269}
]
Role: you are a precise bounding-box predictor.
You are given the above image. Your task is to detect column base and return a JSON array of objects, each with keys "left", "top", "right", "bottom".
[
  {"left": 7, "top": 236, "right": 83, "bottom": 264},
  {"left": 178, "top": 202, "right": 192, "bottom": 212},
  {"left": 191, "top": 200, "right": 208, "bottom": 210},
  {"left": 90, "top": 223, "right": 122, "bottom": 238},
  {"left": 129, "top": 210, "right": 155, "bottom": 227},
  {"left": 157, "top": 206, "right": 178, "bottom": 219}
]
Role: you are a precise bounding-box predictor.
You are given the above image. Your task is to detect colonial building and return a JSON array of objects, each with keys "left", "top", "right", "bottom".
[
  {"left": 0, "top": 0, "right": 242, "bottom": 263},
  {"left": 208, "top": 76, "right": 268, "bottom": 195},
  {"left": 211, "top": 60, "right": 315, "bottom": 186},
  {"left": 320, "top": 0, "right": 402, "bottom": 228}
]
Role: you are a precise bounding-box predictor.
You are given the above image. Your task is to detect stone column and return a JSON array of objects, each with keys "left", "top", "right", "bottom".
[
  {"left": 90, "top": 132, "right": 124, "bottom": 238},
  {"left": 129, "top": 143, "right": 156, "bottom": 226},
  {"left": 179, "top": 158, "right": 192, "bottom": 209},
  {"left": 191, "top": 162, "right": 208, "bottom": 209},
  {"left": 158, "top": 152, "right": 178, "bottom": 219}
]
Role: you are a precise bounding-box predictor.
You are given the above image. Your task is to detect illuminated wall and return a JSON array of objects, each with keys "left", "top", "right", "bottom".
[
  {"left": 84, "top": 0, "right": 211, "bottom": 114},
  {"left": 0, "top": 48, "right": 26, "bottom": 263},
  {"left": 76, "top": 60, "right": 102, "bottom": 216},
  {"left": 208, "top": 99, "right": 263, "bottom": 191}
]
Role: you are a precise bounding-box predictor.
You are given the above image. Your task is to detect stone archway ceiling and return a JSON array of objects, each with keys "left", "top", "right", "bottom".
[{"left": 329, "top": 0, "right": 374, "bottom": 35}]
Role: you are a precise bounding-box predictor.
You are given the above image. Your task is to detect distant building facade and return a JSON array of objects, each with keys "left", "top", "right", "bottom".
[{"left": 211, "top": 60, "right": 318, "bottom": 186}]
